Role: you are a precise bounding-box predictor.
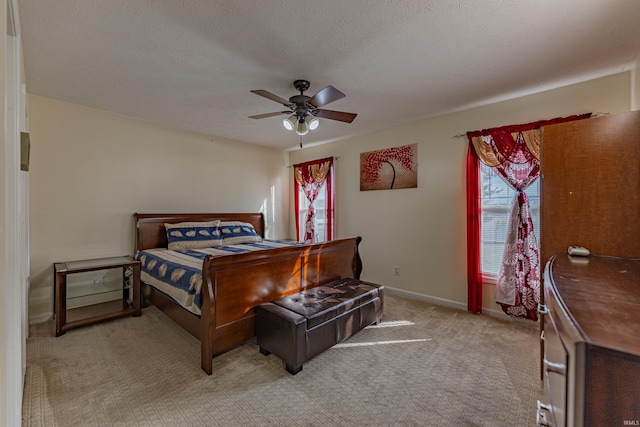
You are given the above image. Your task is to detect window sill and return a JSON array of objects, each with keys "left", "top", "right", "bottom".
[{"left": 481, "top": 274, "right": 498, "bottom": 285}]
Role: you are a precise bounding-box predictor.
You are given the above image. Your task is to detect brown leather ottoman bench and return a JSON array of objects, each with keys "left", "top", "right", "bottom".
[{"left": 256, "top": 278, "right": 384, "bottom": 374}]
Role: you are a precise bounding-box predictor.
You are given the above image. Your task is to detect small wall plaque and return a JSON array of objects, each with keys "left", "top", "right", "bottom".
[{"left": 20, "top": 132, "right": 30, "bottom": 171}]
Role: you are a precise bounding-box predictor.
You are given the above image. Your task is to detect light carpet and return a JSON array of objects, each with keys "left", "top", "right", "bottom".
[{"left": 23, "top": 293, "right": 543, "bottom": 426}]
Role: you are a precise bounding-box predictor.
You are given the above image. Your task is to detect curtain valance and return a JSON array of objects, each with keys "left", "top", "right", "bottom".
[
  {"left": 467, "top": 114, "right": 590, "bottom": 167},
  {"left": 294, "top": 157, "right": 332, "bottom": 186}
]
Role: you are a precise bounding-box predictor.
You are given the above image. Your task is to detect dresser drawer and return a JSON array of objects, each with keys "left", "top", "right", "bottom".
[{"left": 541, "top": 285, "right": 569, "bottom": 427}]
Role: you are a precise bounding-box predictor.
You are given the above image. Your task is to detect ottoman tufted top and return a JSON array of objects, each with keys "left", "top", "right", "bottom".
[{"left": 271, "top": 278, "right": 383, "bottom": 329}]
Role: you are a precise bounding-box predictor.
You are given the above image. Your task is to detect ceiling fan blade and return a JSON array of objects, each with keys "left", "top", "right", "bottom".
[
  {"left": 248, "top": 111, "right": 290, "bottom": 119},
  {"left": 314, "top": 109, "right": 357, "bottom": 123},
  {"left": 250, "top": 90, "right": 292, "bottom": 106},
  {"left": 307, "top": 86, "right": 345, "bottom": 108}
]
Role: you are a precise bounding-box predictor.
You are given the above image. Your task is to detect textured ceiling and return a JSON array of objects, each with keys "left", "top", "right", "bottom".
[{"left": 17, "top": 1, "right": 640, "bottom": 150}]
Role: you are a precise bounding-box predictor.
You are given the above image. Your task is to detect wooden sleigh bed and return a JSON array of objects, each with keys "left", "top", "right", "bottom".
[{"left": 134, "top": 212, "right": 362, "bottom": 375}]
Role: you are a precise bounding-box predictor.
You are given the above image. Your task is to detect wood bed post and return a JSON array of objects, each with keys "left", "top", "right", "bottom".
[
  {"left": 200, "top": 257, "right": 215, "bottom": 375},
  {"left": 353, "top": 236, "right": 362, "bottom": 279}
]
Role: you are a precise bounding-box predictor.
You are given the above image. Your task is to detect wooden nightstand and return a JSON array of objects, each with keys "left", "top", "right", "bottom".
[{"left": 54, "top": 256, "right": 141, "bottom": 336}]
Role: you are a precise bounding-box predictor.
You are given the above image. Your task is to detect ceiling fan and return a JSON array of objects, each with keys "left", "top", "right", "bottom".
[{"left": 249, "top": 79, "right": 357, "bottom": 137}]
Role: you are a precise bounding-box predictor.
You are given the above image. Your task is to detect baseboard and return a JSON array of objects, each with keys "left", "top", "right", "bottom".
[
  {"left": 29, "top": 313, "right": 52, "bottom": 324},
  {"left": 384, "top": 286, "right": 538, "bottom": 325},
  {"left": 384, "top": 286, "right": 466, "bottom": 311}
]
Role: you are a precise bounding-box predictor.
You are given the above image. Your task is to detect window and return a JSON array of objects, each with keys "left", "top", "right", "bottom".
[
  {"left": 479, "top": 162, "right": 540, "bottom": 282},
  {"left": 296, "top": 180, "right": 330, "bottom": 243},
  {"left": 293, "top": 157, "right": 334, "bottom": 243}
]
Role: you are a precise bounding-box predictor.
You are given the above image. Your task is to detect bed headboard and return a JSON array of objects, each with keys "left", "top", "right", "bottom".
[{"left": 134, "top": 213, "right": 266, "bottom": 252}]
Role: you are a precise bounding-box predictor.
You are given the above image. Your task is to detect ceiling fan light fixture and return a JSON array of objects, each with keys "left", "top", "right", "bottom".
[
  {"left": 250, "top": 80, "right": 356, "bottom": 140},
  {"left": 305, "top": 115, "right": 319, "bottom": 130},
  {"left": 283, "top": 115, "right": 297, "bottom": 131},
  {"left": 296, "top": 120, "right": 309, "bottom": 136}
]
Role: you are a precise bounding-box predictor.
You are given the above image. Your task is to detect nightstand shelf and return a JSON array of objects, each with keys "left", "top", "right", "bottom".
[
  {"left": 54, "top": 256, "right": 141, "bottom": 336},
  {"left": 66, "top": 277, "right": 133, "bottom": 299}
]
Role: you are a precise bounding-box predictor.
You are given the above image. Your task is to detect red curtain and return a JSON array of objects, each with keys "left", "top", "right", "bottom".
[
  {"left": 293, "top": 157, "right": 334, "bottom": 243},
  {"left": 466, "top": 145, "right": 482, "bottom": 314},
  {"left": 466, "top": 114, "right": 590, "bottom": 319}
]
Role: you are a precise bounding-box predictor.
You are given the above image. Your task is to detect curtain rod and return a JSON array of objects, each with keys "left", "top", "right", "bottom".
[
  {"left": 287, "top": 156, "right": 339, "bottom": 168},
  {"left": 450, "top": 112, "right": 609, "bottom": 139}
]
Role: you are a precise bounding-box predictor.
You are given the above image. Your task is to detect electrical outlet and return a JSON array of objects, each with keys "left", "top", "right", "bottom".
[{"left": 394, "top": 266, "right": 400, "bottom": 275}]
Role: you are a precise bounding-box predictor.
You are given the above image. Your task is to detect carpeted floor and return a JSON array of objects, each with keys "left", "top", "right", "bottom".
[{"left": 22, "top": 293, "right": 543, "bottom": 426}]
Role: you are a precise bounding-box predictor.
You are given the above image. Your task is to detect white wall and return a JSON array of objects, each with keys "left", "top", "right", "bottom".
[
  {"left": 289, "top": 72, "right": 632, "bottom": 314},
  {"left": 1, "top": 0, "right": 28, "bottom": 425},
  {"left": 27, "top": 95, "right": 291, "bottom": 321}
]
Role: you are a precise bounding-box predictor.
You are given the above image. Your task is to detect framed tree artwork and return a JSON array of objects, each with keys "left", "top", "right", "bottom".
[{"left": 360, "top": 144, "right": 418, "bottom": 191}]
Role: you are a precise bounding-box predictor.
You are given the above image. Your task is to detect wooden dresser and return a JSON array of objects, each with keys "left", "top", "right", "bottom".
[
  {"left": 539, "top": 110, "right": 640, "bottom": 425},
  {"left": 539, "top": 254, "right": 640, "bottom": 426}
]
